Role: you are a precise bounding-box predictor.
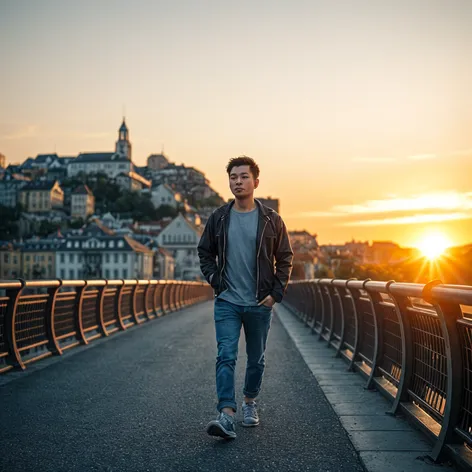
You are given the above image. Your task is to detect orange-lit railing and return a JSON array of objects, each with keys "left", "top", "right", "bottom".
[{"left": 284, "top": 278, "right": 472, "bottom": 469}]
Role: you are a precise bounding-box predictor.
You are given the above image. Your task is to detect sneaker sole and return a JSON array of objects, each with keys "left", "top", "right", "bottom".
[
  {"left": 206, "top": 421, "right": 236, "bottom": 439},
  {"left": 241, "top": 420, "right": 259, "bottom": 428}
]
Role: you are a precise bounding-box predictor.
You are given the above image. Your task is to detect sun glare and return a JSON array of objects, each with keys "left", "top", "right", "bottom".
[{"left": 416, "top": 233, "right": 451, "bottom": 260}]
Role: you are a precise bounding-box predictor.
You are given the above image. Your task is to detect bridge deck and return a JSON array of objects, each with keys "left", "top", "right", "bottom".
[{"left": 0, "top": 301, "right": 365, "bottom": 472}]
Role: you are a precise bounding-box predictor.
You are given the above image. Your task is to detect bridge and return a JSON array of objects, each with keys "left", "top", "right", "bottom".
[{"left": 0, "top": 278, "right": 470, "bottom": 471}]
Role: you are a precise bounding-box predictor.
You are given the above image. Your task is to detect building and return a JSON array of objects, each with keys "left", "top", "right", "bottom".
[
  {"left": 292, "top": 251, "right": 317, "bottom": 280},
  {"left": 147, "top": 153, "right": 169, "bottom": 170},
  {"left": 259, "top": 197, "right": 280, "bottom": 214},
  {"left": 0, "top": 171, "right": 30, "bottom": 207},
  {"left": 156, "top": 214, "right": 203, "bottom": 280},
  {"left": 55, "top": 222, "right": 153, "bottom": 280},
  {"left": 289, "top": 230, "right": 319, "bottom": 251},
  {"left": 71, "top": 185, "right": 95, "bottom": 220},
  {"left": 22, "top": 239, "right": 64, "bottom": 280},
  {"left": 19, "top": 180, "right": 64, "bottom": 213},
  {"left": 67, "top": 152, "right": 132, "bottom": 178},
  {"left": 67, "top": 119, "right": 133, "bottom": 178},
  {"left": 364, "top": 241, "right": 401, "bottom": 265},
  {"left": 116, "top": 171, "right": 151, "bottom": 192},
  {"left": 150, "top": 183, "right": 182, "bottom": 209},
  {"left": 154, "top": 247, "right": 175, "bottom": 280},
  {"left": 0, "top": 153, "right": 6, "bottom": 169},
  {"left": 0, "top": 242, "right": 22, "bottom": 279}
]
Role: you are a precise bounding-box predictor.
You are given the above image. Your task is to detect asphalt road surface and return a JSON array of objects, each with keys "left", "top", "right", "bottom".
[{"left": 0, "top": 301, "right": 365, "bottom": 472}]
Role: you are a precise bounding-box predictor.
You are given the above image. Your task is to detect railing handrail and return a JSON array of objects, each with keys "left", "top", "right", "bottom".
[{"left": 0, "top": 278, "right": 212, "bottom": 376}]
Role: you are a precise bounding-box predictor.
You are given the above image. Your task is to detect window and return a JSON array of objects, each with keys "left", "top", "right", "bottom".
[
  {"left": 26, "top": 255, "right": 30, "bottom": 262},
  {"left": 105, "top": 269, "right": 110, "bottom": 278},
  {"left": 48, "top": 255, "right": 52, "bottom": 261},
  {"left": 114, "top": 269, "right": 119, "bottom": 279},
  {"left": 69, "top": 254, "right": 74, "bottom": 263},
  {"left": 69, "top": 269, "right": 74, "bottom": 279},
  {"left": 109, "top": 241, "right": 114, "bottom": 248},
  {"left": 114, "top": 254, "right": 118, "bottom": 263},
  {"left": 105, "top": 254, "right": 110, "bottom": 263},
  {"left": 60, "top": 254, "right": 65, "bottom": 263},
  {"left": 123, "top": 269, "right": 128, "bottom": 278},
  {"left": 67, "top": 241, "right": 72, "bottom": 248},
  {"left": 3, "top": 254, "right": 8, "bottom": 263},
  {"left": 60, "top": 269, "right": 65, "bottom": 279},
  {"left": 118, "top": 240, "right": 124, "bottom": 248},
  {"left": 122, "top": 254, "right": 127, "bottom": 263}
]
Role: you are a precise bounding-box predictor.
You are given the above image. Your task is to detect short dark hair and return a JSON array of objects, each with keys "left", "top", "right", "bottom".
[{"left": 226, "top": 156, "right": 260, "bottom": 180}]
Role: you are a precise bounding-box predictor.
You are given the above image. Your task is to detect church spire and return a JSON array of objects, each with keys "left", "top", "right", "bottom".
[{"left": 116, "top": 117, "right": 131, "bottom": 160}]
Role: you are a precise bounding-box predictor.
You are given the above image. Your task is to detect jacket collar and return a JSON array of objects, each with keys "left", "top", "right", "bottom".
[{"left": 221, "top": 198, "right": 273, "bottom": 220}]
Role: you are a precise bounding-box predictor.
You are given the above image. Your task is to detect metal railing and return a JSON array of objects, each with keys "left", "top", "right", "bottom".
[
  {"left": 0, "top": 279, "right": 212, "bottom": 374},
  {"left": 284, "top": 278, "right": 472, "bottom": 470}
]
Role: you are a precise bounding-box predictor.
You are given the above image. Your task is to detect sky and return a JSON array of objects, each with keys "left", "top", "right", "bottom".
[{"left": 1, "top": 0, "right": 472, "bottom": 248}]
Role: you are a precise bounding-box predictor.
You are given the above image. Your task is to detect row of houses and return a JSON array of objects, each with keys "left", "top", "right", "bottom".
[
  {"left": 1, "top": 119, "right": 223, "bottom": 208},
  {"left": 0, "top": 211, "right": 204, "bottom": 282}
]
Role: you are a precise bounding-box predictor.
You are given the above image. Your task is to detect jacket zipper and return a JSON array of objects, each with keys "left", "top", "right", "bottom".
[
  {"left": 256, "top": 217, "right": 269, "bottom": 300},
  {"left": 219, "top": 215, "right": 227, "bottom": 293}
]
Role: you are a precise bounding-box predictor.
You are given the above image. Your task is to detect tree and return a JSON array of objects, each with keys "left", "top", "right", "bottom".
[
  {"left": 155, "top": 204, "right": 178, "bottom": 220},
  {"left": 37, "top": 220, "right": 59, "bottom": 237},
  {"left": 69, "top": 217, "right": 85, "bottom": 229},
  {"left": 0, "top": 204, "right": 21, "bottom": 240}
]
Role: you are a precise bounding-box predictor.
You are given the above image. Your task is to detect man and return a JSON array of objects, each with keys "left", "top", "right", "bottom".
[{"left": 197, "top": 156, "right": 293, "bottom": 439}]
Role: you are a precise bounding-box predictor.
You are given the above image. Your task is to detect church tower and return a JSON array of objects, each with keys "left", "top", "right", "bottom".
[{"left": 115, "top": 118, "right": 132, "bottom": 160}]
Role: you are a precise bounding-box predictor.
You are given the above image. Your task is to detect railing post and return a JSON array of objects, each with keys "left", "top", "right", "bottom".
[
  {"left": 318, "top": 279, "right": 332, "bottom": 342},
  {"left": 75, "top": 281, "right": 88, "bottom": 345},
  {"left": 4, "top": 280, "right": 26, "bottom": 371},
  {"left": 387, "top": 283, "right": 414, "bottom": 415},
  {"left": 332, "top": 279, "right": 348, "bottom": 358},
  {"left": 345, "top": 279, "right": 365, "bottom": 372},
  {"left": 115, "top": 280, "right": 126, "bottom": 331},
  {"left": 423, "top": 281, "right": 464, "bottom": 461},
  {"left": 154, "top": 281, "right": 162, "bottom": 316},
  {"left": 363, "top": 280, "right": 395, "bottom": 390},
  {"left": 131, "top": 279, "right": 140, "bottom": 324},
  {"left": 143, "top": 282, "right": 151, "bottom": 320},
  {"left": 97, "top": 281, "right": 109, "bottom": 336},
  {"left": 161, "top": 282, "right": 169, "bottom": 315},
  {"left": 45, "top": 279, "right": 63, "bottom": 356}
]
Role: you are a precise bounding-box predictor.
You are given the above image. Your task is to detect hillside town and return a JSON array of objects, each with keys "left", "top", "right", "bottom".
[
  {"left": 0, "top": 119, "right": 281, "bottom": 281},
  {"left": 2, "top": 118, "right": 457, "bottom": 283}
]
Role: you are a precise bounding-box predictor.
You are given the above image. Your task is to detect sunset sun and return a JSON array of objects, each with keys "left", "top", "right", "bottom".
[{"left": 416, "top": 233, "right": 451, "bottom": 260}]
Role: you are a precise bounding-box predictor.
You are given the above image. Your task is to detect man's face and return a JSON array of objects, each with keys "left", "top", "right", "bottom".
[{"left": 229, "top": 165, "right": 259, "bottom": 199}]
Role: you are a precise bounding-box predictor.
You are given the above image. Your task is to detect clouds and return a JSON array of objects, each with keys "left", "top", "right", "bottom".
[
  {"left": 351, "top": 147, "right": 472, "bottom": 164},
  {"left": 292, "top": 191, "right": 472, "bottom": 227}
]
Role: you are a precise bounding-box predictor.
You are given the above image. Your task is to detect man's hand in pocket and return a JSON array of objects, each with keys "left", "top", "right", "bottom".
[{"left": 258, "top": 295, "right": 275, "bottom": 308}]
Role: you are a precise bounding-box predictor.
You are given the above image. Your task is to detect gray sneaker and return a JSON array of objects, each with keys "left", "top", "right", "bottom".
[
  {"left": 206, "top": 412, "right": 237, "bottom": 439},
  {"left": 241, "top": 401, "right": 259, "bottom": 427}
]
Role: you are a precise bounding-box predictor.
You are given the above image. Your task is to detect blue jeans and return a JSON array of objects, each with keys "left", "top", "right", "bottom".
[{"left": 214, "top": 298, "right": 273, "bottom": 412}]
